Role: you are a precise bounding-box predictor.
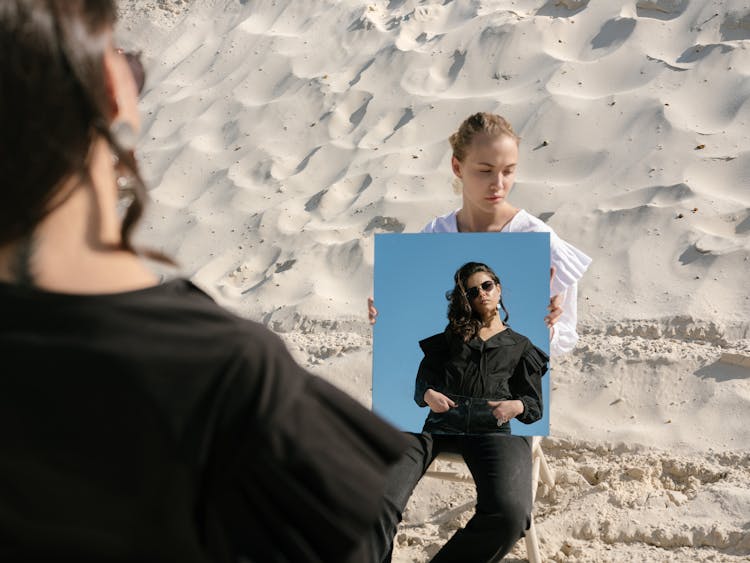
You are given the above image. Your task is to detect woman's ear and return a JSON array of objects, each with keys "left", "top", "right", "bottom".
[
  {"left": 451, "top": 155, "right": 462, "bottom": 178},
  {"left": 102, "top": 49, "right": 119, "bottom": 120},
  {"left": 102, "top": 47, "right": 140, "bottom": 132}
]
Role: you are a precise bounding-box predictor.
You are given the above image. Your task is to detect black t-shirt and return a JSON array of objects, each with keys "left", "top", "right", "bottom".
[{"left": 0, "top": 278, "right": 407, "bottom": 562}]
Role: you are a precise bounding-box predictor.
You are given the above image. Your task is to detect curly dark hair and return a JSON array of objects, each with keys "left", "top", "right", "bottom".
[{"left": 445, "top": 261, "right": 509, "bottom": 342}]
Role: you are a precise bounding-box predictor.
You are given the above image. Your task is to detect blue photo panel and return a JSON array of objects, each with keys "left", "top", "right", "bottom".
[{"left": 373, "top": 232, "right": 551, "bottom": 436}]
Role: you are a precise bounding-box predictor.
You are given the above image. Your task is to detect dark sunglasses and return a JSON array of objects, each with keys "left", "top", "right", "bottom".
[
  {"left": 464, "top": 280, "right": 496, "bottom": 301},
  {"left": 116, "top": 48, "right": 145, "bottom": 95}
]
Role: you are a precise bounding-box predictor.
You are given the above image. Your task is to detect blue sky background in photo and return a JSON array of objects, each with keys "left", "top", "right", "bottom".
[{"left": 372, "top": 232, "right": 551, "bottom": 436}]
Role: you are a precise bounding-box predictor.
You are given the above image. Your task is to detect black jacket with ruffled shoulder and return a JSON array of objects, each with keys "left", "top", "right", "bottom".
[{"left": 414, "top": 327, "right": 548, "bottom": 433}]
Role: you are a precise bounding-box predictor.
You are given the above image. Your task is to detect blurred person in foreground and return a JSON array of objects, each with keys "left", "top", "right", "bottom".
[{"left": 0, "top": 1, "right": 408, "bottom": 561}]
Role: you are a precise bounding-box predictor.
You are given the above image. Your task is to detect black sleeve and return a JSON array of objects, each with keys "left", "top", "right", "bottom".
[
  {"left": 414, "top": 333, "right": 448, "bottom": 407},
  {"left": 509, "top": 342, "right": 549, "bottom": 425},
  {"left": 203, "top": 322, "right": 410, "bottom": 563},
  {"left": 414, "top": 356, "right": 438, "bottom": 407}
]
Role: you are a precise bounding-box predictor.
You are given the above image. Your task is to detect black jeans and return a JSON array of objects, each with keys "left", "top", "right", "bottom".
[{"left": 369, "top": 431, "right": 532, "bottom": 563}]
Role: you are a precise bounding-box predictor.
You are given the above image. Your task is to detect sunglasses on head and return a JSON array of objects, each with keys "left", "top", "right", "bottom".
[
  {"left": 116, "top": 48, "right": 145, "bottom": 95},
  {"left": 464, "top": 280, "right": 496, "bottom": 301}
]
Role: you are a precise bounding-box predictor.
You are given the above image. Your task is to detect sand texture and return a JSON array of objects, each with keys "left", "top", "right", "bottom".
[{"left": 116, "top": 0, "right": 750, "bottom": 560}]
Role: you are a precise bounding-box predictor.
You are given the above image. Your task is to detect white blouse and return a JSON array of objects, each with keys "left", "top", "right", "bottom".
[{"left": 420, "top": 209, "right": 592, "bottom": 357}]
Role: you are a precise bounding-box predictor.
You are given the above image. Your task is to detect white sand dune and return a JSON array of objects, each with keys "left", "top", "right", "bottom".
[{"left": 117, "top": 0, "right": 750, "bottom": 560}]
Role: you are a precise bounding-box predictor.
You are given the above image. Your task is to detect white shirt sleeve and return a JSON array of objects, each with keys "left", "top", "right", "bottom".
[
  {"left": 547, "top": 230, "right": 590, "bottom": 357},
  {"left": 549, "top": 283, "right": 579, "bottom": 357},
  {"left": 504, "top": 211, "right": 590, "bottom": 357}
]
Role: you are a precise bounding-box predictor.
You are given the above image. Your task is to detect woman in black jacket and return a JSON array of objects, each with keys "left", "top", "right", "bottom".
[{"left": 371, "top": 261, "right": 549, "bottom": 563}]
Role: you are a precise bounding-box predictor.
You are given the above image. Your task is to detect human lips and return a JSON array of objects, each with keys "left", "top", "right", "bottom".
[{"left": 485, "top": 194, "right": 503, "bottom": 203}]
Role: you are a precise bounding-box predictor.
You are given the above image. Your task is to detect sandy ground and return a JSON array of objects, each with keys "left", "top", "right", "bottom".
[{"left": 116, "top": 0, "right": 750, "bottom": 560}]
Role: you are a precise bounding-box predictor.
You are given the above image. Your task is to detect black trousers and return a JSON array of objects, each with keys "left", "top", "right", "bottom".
[{"left": 369, "top": 431, "right": 532, "bottom": 563}]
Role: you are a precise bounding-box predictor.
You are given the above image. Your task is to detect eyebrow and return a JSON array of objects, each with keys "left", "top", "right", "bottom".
[{"left": 476, "top": 162, "right": 517, "bottom": 167}]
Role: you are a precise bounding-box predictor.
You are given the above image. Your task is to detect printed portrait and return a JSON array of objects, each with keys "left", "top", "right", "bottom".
[{"left": 373, "top": 232, "right": 551, "bottom": 436}]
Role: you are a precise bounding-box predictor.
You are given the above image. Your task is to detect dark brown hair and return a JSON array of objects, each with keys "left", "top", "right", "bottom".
[
  {"left": 446, "top": 261, "right": 509, "bottom": 342},
  {"left": 0, "top": 0, "right": 169, "bottom": 263}
]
